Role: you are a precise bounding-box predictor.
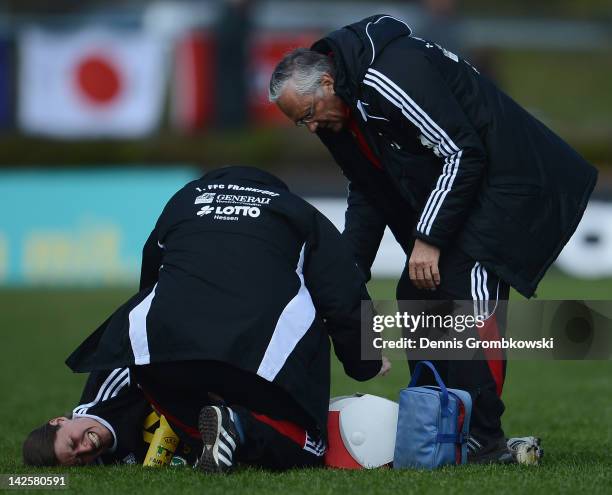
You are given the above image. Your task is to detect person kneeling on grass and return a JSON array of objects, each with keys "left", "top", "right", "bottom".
[{"left": 23, "top": 166, "right": 389, "bottom": 471}]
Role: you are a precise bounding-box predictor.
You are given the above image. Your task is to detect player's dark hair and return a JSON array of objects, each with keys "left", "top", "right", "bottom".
[{"left": 22, "top": 422, "right": 61, "bottom": 466}]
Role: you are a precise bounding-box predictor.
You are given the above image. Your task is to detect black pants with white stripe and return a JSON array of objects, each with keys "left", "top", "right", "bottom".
[
  {"left": 234, "top": 409, "right": 325, "bottom": 470},
  {"left": 397, "top": 246, "right": 510, "bottom": 441},
  {"left": 132, "top": 361, "right": 325, "bottom": 470}
]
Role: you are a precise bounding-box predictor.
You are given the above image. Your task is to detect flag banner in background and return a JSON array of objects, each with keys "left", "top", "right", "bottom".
[
  {"left": 171, "top": 32, "right": 215, "bottom": 132},
  {"left": 248, "top": 32, "right": 321, "bottom": 126},
  {"left": 0, "top": 38, "right": 12, "bottom": 128},
  {"left": 171, "top": 31, "right": 321, "bottom": 131},
  {"left": 18, "top": 28, "right": 166, "bottom": 138}
]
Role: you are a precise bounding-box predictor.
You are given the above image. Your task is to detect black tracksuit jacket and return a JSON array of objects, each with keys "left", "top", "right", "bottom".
[
  {"left": 312, "top": 15, "right": 597, "bottom": 297},
  {"left": 66, "top": 167, "right": 381, "bottom": 435}
]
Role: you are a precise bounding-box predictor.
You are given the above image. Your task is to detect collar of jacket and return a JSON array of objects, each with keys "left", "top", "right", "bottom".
[
  {"left": 201, "top": 166, "right": 289, "bottom": 191},
  {"left": 311, "top": 14, "right": 412, "bottom": 105}
]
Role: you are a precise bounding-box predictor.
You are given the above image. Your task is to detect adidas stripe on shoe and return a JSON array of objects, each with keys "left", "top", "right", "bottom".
[{"left": 195, "top": 405, "right": 240, "bottom": 473}]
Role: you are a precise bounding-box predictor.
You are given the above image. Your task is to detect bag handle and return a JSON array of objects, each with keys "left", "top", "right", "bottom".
[{"left": 408, "top": 361, "right": 449, "bottom": 413}]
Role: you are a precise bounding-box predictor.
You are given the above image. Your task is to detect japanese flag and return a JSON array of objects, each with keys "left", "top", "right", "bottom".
[{"left": 18, "top": 28, "right": 166, "bottom": 138}]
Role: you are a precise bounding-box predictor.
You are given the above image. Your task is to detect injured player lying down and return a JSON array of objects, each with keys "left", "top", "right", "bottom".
[{"left": 22, "top": 167, "right": 388, "bottom": 471}]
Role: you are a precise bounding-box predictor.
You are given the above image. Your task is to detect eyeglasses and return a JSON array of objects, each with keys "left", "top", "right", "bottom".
[{"left": 295, "top": 93, "right": 317, "bottom": 127}]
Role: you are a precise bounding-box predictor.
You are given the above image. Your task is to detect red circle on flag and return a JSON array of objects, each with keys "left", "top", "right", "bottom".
[{"left": 75, "top": 55, "right": 122, "bottom": 105}]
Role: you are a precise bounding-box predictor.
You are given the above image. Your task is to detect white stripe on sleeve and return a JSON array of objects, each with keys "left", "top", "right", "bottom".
[
  {"left": 365, "top": 68, "right": 459, "bottom": 156},
  {"left": 363, "top": 67, "right": 464, "bottom": 235},
  {"left": 108, "top": 375, "right": 130, "bottom": 400},
  {"left": 73, "top": 368, "right": 126, "bottom": 415},
  {"left": 128, "top": 284, "right": 157, "bottom": 365},
  {"left": 418, "top": 150, "right": 462, "bottom": 235},
  {"left": 256, "top": 244, "right": 316, "bottom": 382}
]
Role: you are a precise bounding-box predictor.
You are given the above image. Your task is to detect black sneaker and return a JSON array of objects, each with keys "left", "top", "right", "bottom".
[
  {"left": 195, "top": 405, "right": 240, "bottom": 473},
  {"left": 467, "top": 435, "right": 514, "bottom": 464}
]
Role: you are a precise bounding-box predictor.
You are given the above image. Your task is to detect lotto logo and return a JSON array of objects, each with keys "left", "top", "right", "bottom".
[
  {"left": 197, "top": 206, "right": 215, "bottom": 216},
  {"left": 197, "top": 205, "right": 260, "bottom": 217}
]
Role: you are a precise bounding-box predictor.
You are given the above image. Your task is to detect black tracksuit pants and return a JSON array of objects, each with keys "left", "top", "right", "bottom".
[
  {"left": 132, "top": 361, "right": 325, "bottom": 470},
  {"left": 396, "top": 246, "right": 510, "bottom": 441}
]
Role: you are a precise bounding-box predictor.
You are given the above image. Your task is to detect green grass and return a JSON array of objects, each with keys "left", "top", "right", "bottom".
[
  {"left": 496, "top": 49, "right": 612, "bottom": 164},
  {"left": 1, "top": 274, "right": 611, "bottom": 494}
]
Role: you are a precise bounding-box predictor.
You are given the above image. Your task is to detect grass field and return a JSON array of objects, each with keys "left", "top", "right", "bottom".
[{"left": 1, "top": 273, "right": 611, "bottom": 494}]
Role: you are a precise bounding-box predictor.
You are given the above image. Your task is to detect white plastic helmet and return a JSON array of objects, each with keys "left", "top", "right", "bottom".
[{"left": 325, "top": 394, "right": 399, "bottom": 469}]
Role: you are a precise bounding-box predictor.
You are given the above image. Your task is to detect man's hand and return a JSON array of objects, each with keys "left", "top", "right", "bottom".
[
  {"left": 408, "top": 238, "right": 441, "bottom": 290},
  {"left": 378, "top": 356, "right": 392, "bottom": 377}
]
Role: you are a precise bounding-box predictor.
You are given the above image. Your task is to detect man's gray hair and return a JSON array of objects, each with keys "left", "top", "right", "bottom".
[{"left": 268, "top": 48, "right": 336, "bottom": 102}]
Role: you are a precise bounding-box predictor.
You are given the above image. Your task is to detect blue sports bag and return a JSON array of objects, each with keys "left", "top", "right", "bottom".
[{"left": 393, "top": 361, "right": 472, "bottom": 469}]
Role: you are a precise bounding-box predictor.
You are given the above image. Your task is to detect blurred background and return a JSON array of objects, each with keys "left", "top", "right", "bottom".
[
  {"left": 0, "top": 0, "right": 610, "bottom": 289},
  {"left": 0, "top": 3, "right": 611, "bottom": 479}
]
